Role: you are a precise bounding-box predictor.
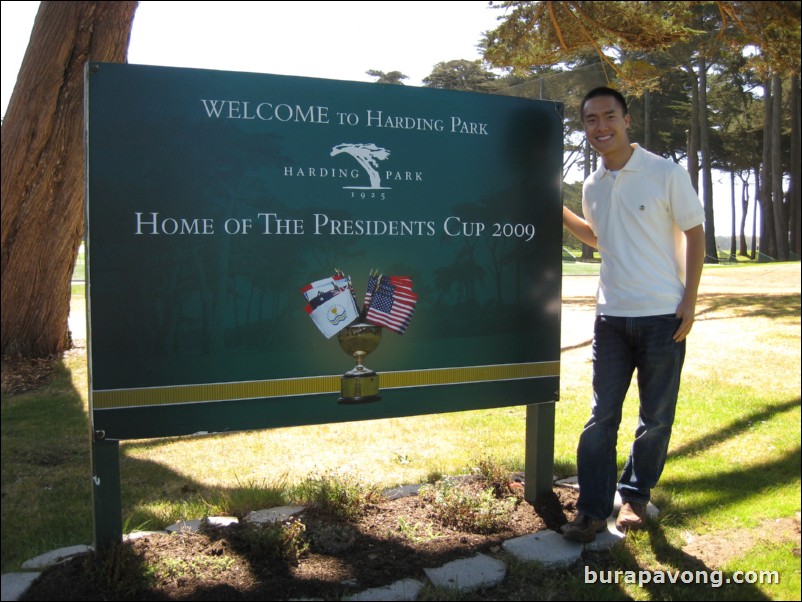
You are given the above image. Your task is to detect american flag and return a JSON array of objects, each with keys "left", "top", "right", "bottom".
[
  {"left": 362, "top": 272, "right": 379, "bottom": 315},
  {"left": 365, "top": 276, "right": 417, "bottom": 334}
]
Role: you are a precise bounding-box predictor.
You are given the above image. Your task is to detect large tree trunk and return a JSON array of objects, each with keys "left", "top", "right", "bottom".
[
  {"left": 729, "top": 170, "right": 736, "bottom": 260},
  {"left": 759, "top": 75, "right": 775, "bottom": 260},
  {"left": 643, "top": 89, "right": 652, "bottom": 151},
  {"left": 752, "top": 163, "right": 759, "bottom": 260},
  {"left": 771, "top": 74, "right": 789, "bottom": 261},
  {"left": 1, "top": 2, "right": 138, "bottom": 357},
  {"left": 739, "top": 171, "right": 750, "bottom": 257},
  {"left": 697, "top": 55, "right": 718, "bottom": 263},
  {"left": 685, "top": 64, "right": 700, "bottom": 193},
  {"left": 789, "top": 75, "right": 800, "bottom": 257},
  {"left": 581, "top": 139, "right": 594, "bottom": 260}
]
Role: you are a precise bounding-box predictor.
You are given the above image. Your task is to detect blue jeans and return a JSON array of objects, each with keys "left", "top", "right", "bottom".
[{"left": 576, "top": 314, "right": 685, "bottom": 520}]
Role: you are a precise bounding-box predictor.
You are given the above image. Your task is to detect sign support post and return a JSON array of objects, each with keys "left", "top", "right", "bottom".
[
  {"left": 524, "top": 402, "right": 556, "bottom": 500},
  {"left": 91, "top": 435, "right": 122, "bottom": 553}
]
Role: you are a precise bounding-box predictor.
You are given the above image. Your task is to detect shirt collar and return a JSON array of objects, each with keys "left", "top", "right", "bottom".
[{"left": 597, "top": 143, "right": 643, "bottom": 178}]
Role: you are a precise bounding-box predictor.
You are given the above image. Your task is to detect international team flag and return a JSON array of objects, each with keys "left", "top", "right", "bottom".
[
  {"left": 338, "top": 270, "right": 359, "bottom": 312},
  {"left": 302, "top": 273, "right": 358, "bottom": 338},
  {"left": 304, "top": 291, "right": 358, "bottom": 338},
  {"left": 365, "top": 275, "right": 417, "bottom": 334},
  {"left": 301, "top": 274, "right": 349, "bottom": 302}
]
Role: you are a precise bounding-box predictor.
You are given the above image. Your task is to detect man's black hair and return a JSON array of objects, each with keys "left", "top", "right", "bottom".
[{"left": 580, "top": 86, "right": 628, "bottom": 120}]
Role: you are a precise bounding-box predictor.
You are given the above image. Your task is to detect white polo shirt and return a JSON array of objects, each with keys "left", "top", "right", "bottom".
[{"left": 582, "top": 144, "right": 705, "bottom": 317}]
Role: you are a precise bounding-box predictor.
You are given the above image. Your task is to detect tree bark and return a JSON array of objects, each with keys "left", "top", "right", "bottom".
[
  {"left": 1, "top": 1, "right": 138, "bottom": 357},
  {"left": 752, "top": 163, "right": 759, "bottom": 260},
  {"left": 685, "top": 64, "right": 700, "bottom": 193},
  {"left": 771, "top": 74, "right": 789, "bottom": 261},
  {"left": 739, "top": 172, "right": 750, "bottom": 257},
  {"left": 759, "top": 75, "right": 775, "bottom": 260},
  {"left": 644, "top": 89, "right": 652, "bottom": 151},
  {"left": 581, "top": 139, "right": 594, "bottom": 260},
  {"left": 697, "top": 54, "right": 718, "bottom": 263},
  {"left": 729, "top": 170, "right": 736, "bottom": 260},
  {"left": 789, "top": 75, "right": 800, "bottom": 257}
]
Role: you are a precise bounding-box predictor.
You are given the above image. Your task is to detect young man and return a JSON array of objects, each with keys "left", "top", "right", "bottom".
[{"left": 562, "top": 87, "right": 705, "bottom": 543}]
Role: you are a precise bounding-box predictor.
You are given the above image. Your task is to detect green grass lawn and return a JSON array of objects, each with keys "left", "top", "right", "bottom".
[{"left": 2, "top": 262, "right": 800, "bottom": 600}]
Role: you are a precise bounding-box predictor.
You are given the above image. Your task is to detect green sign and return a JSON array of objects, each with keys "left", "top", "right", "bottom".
[{"left": 86, "top": 63, "right": 563, "bottom": 440}]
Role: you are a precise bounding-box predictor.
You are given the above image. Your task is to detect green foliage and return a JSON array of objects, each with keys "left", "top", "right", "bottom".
[
  {"left": 552, "top": 457, "right": 578, "bottom": 480},
  {"left": 483, "top": 1, "right": 693, "bottom": 91},
  {"left": 468, "top": 454, "right": 523, "bottom": 497},
  {"left": 125, "top": 499, "right": 212, "bottom": 533},
  {"left": 306, "top": 521, "right": 357, "bottom": 554},
  {"left": 420, "top": 479, "right": 519, "bottom": 534},
  {"left": 292, "top": 471, "right": 380, "bottom": 521},
  {"left": 240, "top": 518, "right": 308, "bottom": 565},
  {"left": 484, "top": 1, "right": 800, "bottom": 86},
  {"left": 216, "top": 475, "right": 289, "bottom": 518},
  {"left": 720, "top": 1, "right": 802, "bottom": 77},
  {"left": 366, "top": 69, "right": 408, "bottom": 85},
  {"left": 424, "top": 467, "right": 448, "bottom": 484},
  {"left": 86, "top": 542, "right": 155, "bottom": 599},
  {"left": 423, "top": 59, "right": 499, "bottom": 92},
  {"left": 396, "top": 516, "right": 443, "bottom": 542}
]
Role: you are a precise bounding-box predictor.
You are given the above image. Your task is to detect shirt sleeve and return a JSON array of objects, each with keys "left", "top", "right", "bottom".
[
  {"left": 581, "top": 179, "right": 598, "bottom": 236},
  {"left": 668, "top": 165, "right": 705, "bottom": 232}
]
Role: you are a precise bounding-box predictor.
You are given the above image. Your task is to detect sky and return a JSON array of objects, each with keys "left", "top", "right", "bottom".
[
  {"left": 1, "top": 0, "right": 504, "bottom": 116},
  {"left": 0, "top": 0, "right": 754, "bottom": 239}
]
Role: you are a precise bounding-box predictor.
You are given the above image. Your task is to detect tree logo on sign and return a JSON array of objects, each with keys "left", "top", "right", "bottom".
[{"left": 331, "top": 143, "right": 391, "bottom": 190}]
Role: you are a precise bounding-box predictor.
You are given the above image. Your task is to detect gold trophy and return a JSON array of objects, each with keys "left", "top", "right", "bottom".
[{"left": 337, "top": 322, "right": 382, "bottom": 403}]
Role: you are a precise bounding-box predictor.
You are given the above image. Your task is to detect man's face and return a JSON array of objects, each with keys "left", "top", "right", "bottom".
[{"left": 582, "top": 95, "right": 631, "bottom": 159}]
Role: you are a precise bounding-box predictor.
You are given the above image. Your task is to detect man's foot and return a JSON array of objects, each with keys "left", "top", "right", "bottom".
[
  {"left": 616, "top": 501, "right": 647, "bottom": 531},
  {"left": 562, "top": 513, "right": 607, "bottom": 543}
]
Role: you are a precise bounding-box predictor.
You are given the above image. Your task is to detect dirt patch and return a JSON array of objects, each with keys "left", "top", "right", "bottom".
[
  {"left": 0, "top": 355, "right": 59, "bottom": 396},
  {"left": 21, "top": 485, "right": 578, "bottom": 600},
  {"left": 682, "top": 515, "right": 802, "bottom": 569}
]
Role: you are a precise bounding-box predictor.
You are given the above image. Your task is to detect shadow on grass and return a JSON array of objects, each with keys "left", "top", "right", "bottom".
[
  {"left": 696, "top": 293, "right": 800, "bottom": 321},
  {"left": 660, "top": 444, "right": 801, "bottom": 523},
  {"left": 669, "top": 397, "right": 801, "bottom": 459},
  {"left": 659, "top": 395, "right": 800, "bottom": 527},
  {"left": 595, "top": 527, "right": 773, "bottom": 601},
  {"left": 559, "top": 292, "right": 799, "bottom": 352},
  {"left": 0, "top": 353, "right": 93, "bottom": 572}
]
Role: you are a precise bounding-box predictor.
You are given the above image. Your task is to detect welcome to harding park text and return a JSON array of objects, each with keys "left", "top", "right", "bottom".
[{"left": 200, "top": 99, "right": 490, "bottom": 136}]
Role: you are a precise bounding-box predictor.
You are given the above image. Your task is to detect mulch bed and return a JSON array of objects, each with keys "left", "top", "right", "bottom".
[{"left": 21, "top": 485, "right": 579, "bottom": 601}]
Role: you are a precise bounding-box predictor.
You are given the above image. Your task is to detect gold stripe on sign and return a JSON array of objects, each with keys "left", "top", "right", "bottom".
[{"left": 92, "top": 361, "right": 559, "bottom": 409}]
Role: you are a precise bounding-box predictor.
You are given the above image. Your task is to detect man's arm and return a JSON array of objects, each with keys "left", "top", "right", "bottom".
[
  {"left": 563, "top": 206, "right": 598, "bottom": 249},
  {"left": 674, "top": 224, "right": 705, "bottom": 342}
]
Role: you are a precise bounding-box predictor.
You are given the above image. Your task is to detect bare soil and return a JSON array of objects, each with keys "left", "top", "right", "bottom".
[
  {"left": 0, "top": 354, "right": 59, "bottom": 396},
  {"left": 20, "top": 484, "right": 579, "bottom": 601}
]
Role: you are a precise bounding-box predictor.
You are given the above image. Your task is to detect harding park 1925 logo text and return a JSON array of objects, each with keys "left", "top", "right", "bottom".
[{"left": 283, "top": 143, "right": 423, "bottom": 200}]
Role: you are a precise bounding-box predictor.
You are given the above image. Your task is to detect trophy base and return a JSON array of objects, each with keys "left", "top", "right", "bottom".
[{"left": 338, "top": 371, "right": 381, "bottom": 404}]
